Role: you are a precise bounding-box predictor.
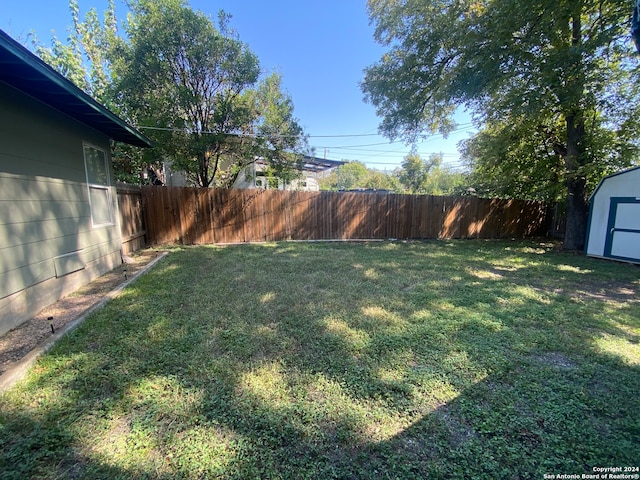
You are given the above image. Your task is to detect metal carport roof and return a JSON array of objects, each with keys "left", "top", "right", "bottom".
[{"left": 300, "top": 156, "right": 346, "bottom": 173}]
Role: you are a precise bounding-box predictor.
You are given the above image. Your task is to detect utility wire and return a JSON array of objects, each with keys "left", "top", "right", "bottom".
[{"left": 136, "top": 123, "right": 475, "bottom": 140}]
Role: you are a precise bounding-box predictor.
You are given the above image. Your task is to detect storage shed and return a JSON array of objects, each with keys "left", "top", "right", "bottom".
[{"left": 585, "top": 166, "right": 640, "bottom": 264}]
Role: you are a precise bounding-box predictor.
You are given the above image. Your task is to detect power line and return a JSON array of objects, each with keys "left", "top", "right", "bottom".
[
  {"left": 313, "top": 141, "right": 400, "bottom": 149},
  {"left": 361, "top": 158, "right": 462, "bottom": 165},
  {"left": 308, "top": 133, "right": 381, "bottom": 138},
  {"left": 137, "top": 125, "right": 382, "bottom": 139},
  {"left": 324, "top": 145, "right": 463, "bottom": 154},
  {"left": 136, "top": 123, "right": 476, "bottom": 140}
]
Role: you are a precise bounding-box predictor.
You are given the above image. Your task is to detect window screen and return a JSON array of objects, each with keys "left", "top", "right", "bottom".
[{"left": 83, "top": 144, "right": 113, "bottom": 226}]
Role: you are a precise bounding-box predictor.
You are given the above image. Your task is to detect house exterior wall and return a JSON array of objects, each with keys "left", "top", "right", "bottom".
[
  {"left": 234, "top": 163, "right": 320, "bottom": 192},
  {"left": 289, "top": 177, "right": 319, "bottom": 192},
  {"left": 585, "top": 167, "right": 640, "bottom": 262},
  {"left": 163, "top": 160, "right": 190, "bottom": 187},
  {"left": 0, "top": 81, "right": 123, "bottom": 335}
]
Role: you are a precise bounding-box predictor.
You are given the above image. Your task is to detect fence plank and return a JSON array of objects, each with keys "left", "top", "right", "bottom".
[
  {"left": 240, "top": 189, "right": 261, "bottom": 242},
  {"left": 116, "top": 183, "right": 146, "bottom": 254},
  {"left": 212, "top": 189, "right": 231, "bottom": 243}
]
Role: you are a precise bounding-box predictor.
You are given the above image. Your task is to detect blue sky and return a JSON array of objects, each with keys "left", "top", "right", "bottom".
[{"left": 1, "top": 0, "right": 475, "bottom": 172}]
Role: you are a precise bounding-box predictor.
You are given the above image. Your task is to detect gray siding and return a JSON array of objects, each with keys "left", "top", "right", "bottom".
[{"left": 0, "top": 81, "right": 123, "bottom": 335}]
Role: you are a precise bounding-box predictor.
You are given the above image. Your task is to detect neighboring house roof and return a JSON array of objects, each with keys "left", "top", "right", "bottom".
[{"left": 0, "top": 29, "right": 151, "bottom": 148}]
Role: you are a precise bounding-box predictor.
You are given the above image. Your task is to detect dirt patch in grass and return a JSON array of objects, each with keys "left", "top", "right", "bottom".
[
  {"left": 529, "top": 352, "right": 576, "bottom": 370},
  {"left": 0, "top": 249, "right": 163, "bottom": 376},
  {"left": 570, "top": 282, "right": 638, "bottom": 303},
  {"left": 486, "top": 266, "right": 639, "bottom": 304}
]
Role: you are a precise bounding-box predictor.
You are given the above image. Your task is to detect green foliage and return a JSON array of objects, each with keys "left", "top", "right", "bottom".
[
  {"left": 460, "top": 118, "right": 568, "bottom": 202},
  {"left": 333, "top": 161, "right": 369, "bottom": 190},
  {"left": 362, "top": 0, "right": 640, "bottom": 248},
  {"left": 397, "top": 152, "right": 428, "bottom": 194},
  {"left": 249, "top": 73, "right": 308, "bottom": 186},
  {"left": 363, "top": 169, "right": 401, "bottom": 191},
  {"left": 421, "top": 163, "right": 468, "bottom": 196},
  {"left": 396, "top": 152, "right": 468, "bottom": 195},
  {"left": 33, "top": 0, "right": 307, "bottom": 186},
  {"left": 111, "top": 0, "right": 261, "bottom": 187},
  {"left": 319, "top": 156, "right": 467, "bottom": 195},
  {"left": 319, "top": 161, "right": 399, "bottom": 191},
  {"left": 33, "top": 0, "right": 116, "bottom": 104},
  {"left": 1, "top": 241, "right": 638, "bottom": 478},
  {"left": 461, "top": 111, "right": 640, "bottom": 202}
]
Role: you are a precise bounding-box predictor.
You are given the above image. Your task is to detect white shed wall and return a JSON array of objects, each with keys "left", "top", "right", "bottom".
[{"left": 586, "top": 167, "right": 640, "bottom": 260}]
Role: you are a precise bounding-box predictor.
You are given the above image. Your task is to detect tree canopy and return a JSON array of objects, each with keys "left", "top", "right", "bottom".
[
  {"left": 362, "top": 0, "right": 640, "bottom": 249},
  {"left": 318, "top": 156, "right": 466, "bottom": 195},
  {"left": 33, "top": 0, "right": 116, "bottom": 104},
  {"left": 396, "top": 153, "right": 467, "bottom": 195},
  {"left": 36, "top": 0, "right": 307, "bottom": 187},
  {"left": 320, "top": 161, "right": 376, "bottom": 191}
]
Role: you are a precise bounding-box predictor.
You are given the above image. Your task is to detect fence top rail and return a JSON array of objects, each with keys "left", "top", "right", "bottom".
[
  {"left": 138, "top": 185, "right": 547, "bottom": 203},
  {"left": 116, "top": 182, "right": 143, "bottom": 193}
]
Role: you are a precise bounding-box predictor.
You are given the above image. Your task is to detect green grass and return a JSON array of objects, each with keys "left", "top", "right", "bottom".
[{"left": 1, "top": 240, "right": 639, "bottom": 479}]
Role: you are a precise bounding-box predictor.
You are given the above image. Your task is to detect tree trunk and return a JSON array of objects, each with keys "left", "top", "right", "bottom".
[
  {"left": 564, "top": 175, "right": 589, "bottom": 250},
  {"left": 562, "top": 112, "right": 589, "bottom": 251},
  {"left": 560, "top": 11, "right": 591, "bottom": 251},
  {"left": 198, "top": 151, "right": 211, "bottom": 188}
]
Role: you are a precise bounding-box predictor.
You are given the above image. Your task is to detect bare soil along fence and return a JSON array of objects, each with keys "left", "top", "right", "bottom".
[{"left": 138, "top": 187, "right": 551, "bottom": 246}]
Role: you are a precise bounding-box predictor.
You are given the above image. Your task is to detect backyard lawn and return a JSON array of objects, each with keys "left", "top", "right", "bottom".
[{"left": 1, "top": 240, "right": 639, "bottom": 479}]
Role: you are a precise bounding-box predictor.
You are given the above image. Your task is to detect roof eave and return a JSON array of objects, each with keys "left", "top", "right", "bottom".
[{"left": 0, "top": 29, "right": 152, "bottom": 148}]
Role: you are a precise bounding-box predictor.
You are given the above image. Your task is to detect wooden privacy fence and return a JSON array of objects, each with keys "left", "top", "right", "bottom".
[
  {"left": 140, "top": 186, "right": 550, "bottom": 246},
  {"left": 116, "top": 183, "right": 146, "bottom": 254}
]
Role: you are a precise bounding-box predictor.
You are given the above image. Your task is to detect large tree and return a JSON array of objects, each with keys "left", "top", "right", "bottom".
[
  {"left": 35, "top": 0, "right": 307, "bottom": 187},
  {"left": 395, "top": 153, "right": 467, "bottom": 195},
  {"left": 33, "top": 0, "right": 153, "bottom": 184},
  {"left": 362, "top": 0, "right": 639, "bottom": 249},
  {"left": 247, "top": 72, "right": 308, "bottom": 187},
  {"left": 111, "top": 0, "right": 261, "bottom": 187},
  {"left": 318, "top": 161, "right": 400, "bottom": 191},
  {"left": 460, "top": 111, "right": 640, "bottom": 203}
]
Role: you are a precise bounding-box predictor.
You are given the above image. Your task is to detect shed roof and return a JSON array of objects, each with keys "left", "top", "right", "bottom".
[
  {"left": 589, "top": 165, "right": 640, "bottom": 201},
  {"left": 0, "top": 29, "right": 151, "bottom": 148}
]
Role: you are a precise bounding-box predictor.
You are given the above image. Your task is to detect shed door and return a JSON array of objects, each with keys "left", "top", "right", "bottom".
[{"left": 604, "top": 197, "right": 640, "bottom": 262}]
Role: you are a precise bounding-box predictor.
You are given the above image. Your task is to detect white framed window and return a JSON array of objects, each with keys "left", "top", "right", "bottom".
[{"left": 83, "top": 143, "right": 114, "bottom": 226}]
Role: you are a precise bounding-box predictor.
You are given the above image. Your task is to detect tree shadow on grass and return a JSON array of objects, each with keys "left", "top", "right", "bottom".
[{"left": 1, "top": 241, "right": 639, "bottom": 479}]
